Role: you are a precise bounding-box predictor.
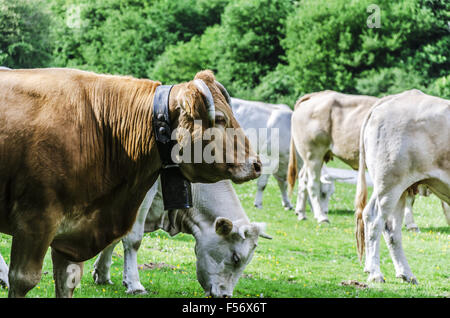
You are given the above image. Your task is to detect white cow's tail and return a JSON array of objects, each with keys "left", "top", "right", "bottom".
[
  {"left": 288, "top": 93, "right": 318, "bottom": 196},
  {"left": 354, "top": 109, "right": 373, "bottom": 262}
]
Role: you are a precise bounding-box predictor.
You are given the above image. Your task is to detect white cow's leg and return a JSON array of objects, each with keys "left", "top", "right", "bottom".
[
  {"left": 383, "top": 194, "right": 417, "bottom": 284},
  {"left": 121, "top": 220, "right": 147, "bottom": 294},
  {"left": 442, "top": 201, "right": 450, "bottom": 225},
  {"left": 274, "top": 174, "right": 293, "bottom": 210},
  {"left": 305, "top": 160, "right": 329, "bottom": 223},
  {"left": 404, "top": 191, "right": 419, "bottom": 232},
  {"left": 254, "top": 174, "right": 270, "bottom": 209},
  {"left": 52, "top": 248, "right": 84, "bottom": 298},
  {"left": 362, "top": 196, "right": 383, "bottom": 280},
  {"left": 319, "top": 177, "right": 335, "bottom": 216},
  {"left": 0, "top": 253, "right": 9, "bottom": 289},
  {"left": 92, "top": 241, "right": 119, "bottom": 285},
  {"left": 121, "top": 183, "right": 158, "bottom": 294},
  {"left": 295, "top": 167, "right": 308, "bottom": 220}
]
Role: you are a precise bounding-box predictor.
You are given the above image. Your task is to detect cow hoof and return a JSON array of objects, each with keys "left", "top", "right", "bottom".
[
  {"left": 296, "top": 211, "right": 307, "bottom": 221},
  {"left": 254, "top": 203, "right": 263, "bottom": 209},
  {"left": 92, "top": 270, "right": 114, "bottom": 285},
  {"left": 397, "top": 274, "right": 418, "bottom": 285},
  {"left": 368, "top": 274, "right": 385, "bottom": 283},
  {"left": 284, "top": 206, "right": 293, "bottom": 211},
  {"left": 126, "top": 287, "right": 148, "bottom": 295},
  {"left": 124, "top": 282, "right": 147, "bottom": 294},
  {"left": 406, "top": 226, "right": 420, "bottom": 233},
  {"left": 318, "top": 218, "right": 330, "bottom": 224}
]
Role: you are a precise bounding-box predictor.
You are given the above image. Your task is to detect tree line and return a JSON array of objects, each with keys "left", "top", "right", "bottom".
[{"left": 1, "top": 0, "right": 448, "bottom": 106}]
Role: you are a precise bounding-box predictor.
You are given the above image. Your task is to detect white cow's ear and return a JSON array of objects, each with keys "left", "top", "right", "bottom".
[
  {"left": 215, "top": 217, "right": 233, "bottom": 236},
  {"left": 320, "top": 174, "right": 334, "bottom": 184}
]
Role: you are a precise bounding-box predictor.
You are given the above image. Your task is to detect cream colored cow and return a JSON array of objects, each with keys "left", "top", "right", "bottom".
[{"left": 355, "top": 90, "right": 450, "bottom": 284}]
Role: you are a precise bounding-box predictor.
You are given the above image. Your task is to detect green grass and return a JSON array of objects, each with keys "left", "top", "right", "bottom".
[{"left": 0, "top": 164, "right": 449, "bottom": 298}]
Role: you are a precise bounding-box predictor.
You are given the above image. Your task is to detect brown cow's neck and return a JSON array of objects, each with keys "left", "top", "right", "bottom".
[{"left": 86, "top": 76, "right": 162, "bottom": 168}]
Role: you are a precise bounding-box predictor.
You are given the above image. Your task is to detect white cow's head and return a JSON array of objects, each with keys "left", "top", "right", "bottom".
[{"left": 194, "top": 217, "right": 270, "bottom": 298}]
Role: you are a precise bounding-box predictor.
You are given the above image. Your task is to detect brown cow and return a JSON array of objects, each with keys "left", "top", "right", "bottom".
[{"left": 0, "top": 67, "right": 261, "bottom": 297}]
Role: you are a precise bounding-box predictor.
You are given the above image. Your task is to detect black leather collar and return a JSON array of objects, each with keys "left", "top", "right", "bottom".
[
  {"left": 152, "top": 84, "right": 175, "bottom": 167},
  {"left": 152, "top": 84, "right": 192, "bottom": 210}
]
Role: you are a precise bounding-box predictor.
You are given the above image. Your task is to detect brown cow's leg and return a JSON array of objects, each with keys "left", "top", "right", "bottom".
[
  {"left": 51, "top": 248, "right": 84, "bottom": 298},
  {"left": 8, "top": 232, "right": 53, "bottom": 297}
]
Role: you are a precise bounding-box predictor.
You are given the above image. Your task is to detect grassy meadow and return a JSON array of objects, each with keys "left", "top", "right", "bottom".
[{"left": 0, "top": 160, "right": 448, "bottom": 298}]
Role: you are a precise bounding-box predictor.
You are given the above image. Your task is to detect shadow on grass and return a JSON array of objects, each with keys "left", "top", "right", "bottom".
[
  {"left": 417, "top": 226, "right": 450, "bottom": 234},
  {"left": 328, "top": 209, "right": 354, "bottom": 216}
]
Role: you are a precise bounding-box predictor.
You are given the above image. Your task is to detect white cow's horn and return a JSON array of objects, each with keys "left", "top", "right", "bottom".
[
  {"left": 259, "top": 232, "right": 273, "bottom": 240},
  {"left": 194, "top": 79, "right": 215, "bottom": 127},
  {"left": 238, "top": 224, "right": 251, "bottom": 240}
]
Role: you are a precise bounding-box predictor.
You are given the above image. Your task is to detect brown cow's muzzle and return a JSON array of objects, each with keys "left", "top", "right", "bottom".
[{"left": 228, "top": 156, "right": 262, "bottom": 184}]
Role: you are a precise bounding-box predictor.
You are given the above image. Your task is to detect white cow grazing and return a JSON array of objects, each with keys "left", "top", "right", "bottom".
[
  {"left": 0, "top": 253, "right": 8, "bottom": 288},
  {"left": 355, "top": 90, "right": 450, "bottom": 284},
  {"left": 93, "top": 178, "right": 271, "bottom": 298},
  {"left": 230, "top": 97, "right": 296, "bottom": 210}
]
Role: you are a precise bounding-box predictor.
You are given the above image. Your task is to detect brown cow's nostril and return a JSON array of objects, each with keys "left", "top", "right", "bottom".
[{"left": 253, "top": 161, "right": 261, "bottom": 173}]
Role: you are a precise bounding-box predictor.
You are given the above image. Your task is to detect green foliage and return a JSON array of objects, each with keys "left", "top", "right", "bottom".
[
  {"left": 50, "top": 0, "right": 227, "bottom": 77},
  {"left": 0, "top": 0, "right": 53, "bottom": 68},
  {"left": 282, "top": 0, "right": 450, "bottom": 99},
  {"left": 148, "top": 26, "right": 220, "bottom": 84},
  {"left": 213, "top": 0, "right": 293, "bottom": 97},
  {"left": 150, "top": 0, "right": 294, "bottom": 97},
  {"left": 3, "top": 0, "right": 449, "bottom": 101}
]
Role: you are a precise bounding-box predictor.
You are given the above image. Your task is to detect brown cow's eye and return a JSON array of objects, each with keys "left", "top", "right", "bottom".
[
  {"left": 232, "top": 253, "right": 240, "bottom": 265},
  {"left": 215, "top": 115, "right": 227, "bottom": 126}
]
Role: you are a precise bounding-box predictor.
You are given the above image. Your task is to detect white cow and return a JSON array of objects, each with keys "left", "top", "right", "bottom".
[
  {"left": 230, "top": 97, "right": 297, "bottom": 210},
  {"left": 93, "top": 178, "right": 271, "bottom": 297},
  {"left": 288, "top": 91, "right": 379, "bottom": 223},
  {"left": 355, "top": 90, "right": 450, "bottom": 284},
  {"left": 288, "top": 90, "right": 433, "bottom": 226},
  {"left": 0, "top": 253, "right": 8, "bottom": 288}
]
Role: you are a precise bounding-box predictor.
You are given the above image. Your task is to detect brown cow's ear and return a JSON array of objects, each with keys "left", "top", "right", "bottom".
[{"left": 215, "top": 217, "right": 233, "bottom": 236}]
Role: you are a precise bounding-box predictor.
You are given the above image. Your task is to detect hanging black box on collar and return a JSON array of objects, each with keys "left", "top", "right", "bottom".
[{"left": 152, "top": 84, "right": 193, "bottom": 210}]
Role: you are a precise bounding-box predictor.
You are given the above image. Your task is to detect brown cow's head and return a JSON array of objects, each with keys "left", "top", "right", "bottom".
[{"left": 168, "top": 70, "right": 261, "bottom": 183}]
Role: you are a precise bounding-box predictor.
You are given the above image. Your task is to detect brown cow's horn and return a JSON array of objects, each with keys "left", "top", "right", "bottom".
[
  {"left": 214, "top": 80, "right": 231, "bottom": 105},
  {"left": 193, "top": 79, "right": 215, "bottom": 127}
]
